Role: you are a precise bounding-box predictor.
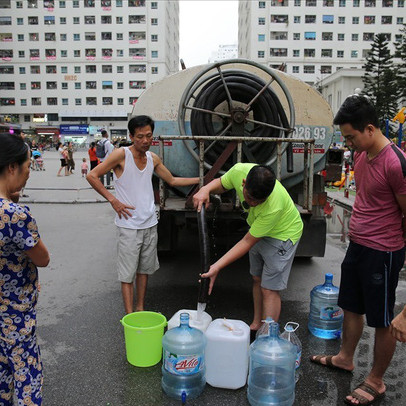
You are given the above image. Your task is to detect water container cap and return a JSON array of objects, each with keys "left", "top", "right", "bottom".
[
  {"left": 325, "top": 273, "right": 333, "bottom": 281},
  {"left": 284, "top": 322, "right": 299, "bottom": 333},
  {"left": 179, "top": 312, "right": 190, "bottom": 326}
]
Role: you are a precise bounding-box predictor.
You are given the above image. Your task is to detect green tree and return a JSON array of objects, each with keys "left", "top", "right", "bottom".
[
  {"left": 394, "top": 24, "right": 406, "bottom": 104},
  {"left": 362, "top": 33, "right": 399, "bottom": 130}
]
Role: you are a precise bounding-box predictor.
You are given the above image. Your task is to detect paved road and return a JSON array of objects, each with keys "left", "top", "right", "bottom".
[{"left": 21, "top": 151, "right": 406, "bottom": 405}]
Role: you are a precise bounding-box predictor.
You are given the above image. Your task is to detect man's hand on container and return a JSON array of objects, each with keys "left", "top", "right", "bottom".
[
  {"left": 111, "top": 198, "right": 135, "bottom": 220},
  {"left": 201, "top": 264, "right": 221, "bottom": 295},
  {"left": 193, "top": 186, "right": 210, "bottom": 213}
]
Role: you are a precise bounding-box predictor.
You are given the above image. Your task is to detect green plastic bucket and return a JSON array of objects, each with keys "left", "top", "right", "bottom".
[{"left": 120, "top": 311, "right": 167, "bottom": 367}]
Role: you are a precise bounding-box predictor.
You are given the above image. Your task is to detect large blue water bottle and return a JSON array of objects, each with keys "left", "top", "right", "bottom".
[
  {"left": 162, "top": 312, "right": 206, "bottom": 401},
  {"left": 247, "top": 322, "right": 296, "bottom": 406},
  {"left": 308, "top": 273, "right": 343, "bottom": 339}
]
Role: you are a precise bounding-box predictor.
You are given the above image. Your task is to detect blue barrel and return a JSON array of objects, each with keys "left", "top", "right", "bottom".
[
  {"left": 308, "top": 273, "right": 343, "bottom": 339},
  {"left": 247, "top": 322, "right": 296, "bottom": 406},
  {"left": 162, "top": 313, "right": 206, "bottom": 401}
]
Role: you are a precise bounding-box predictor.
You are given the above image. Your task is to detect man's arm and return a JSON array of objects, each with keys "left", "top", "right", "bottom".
[
  {"left": 395, "top": 194, "right": 406, "bottom": 242},
  {"left": 390, "top": 305, "right": 406, "bottom": 342},
  {"left": 87, "top": 148, "right": 134, "bottom": 219},
  {"left": 152, "top": 152, "right": 199, "bottom": 187},
  {"left": 201, "top": 232, "right": 261, "bottom": 294},
  {"left": 193, "top": 178, "right": 228, "bottom": 212}
]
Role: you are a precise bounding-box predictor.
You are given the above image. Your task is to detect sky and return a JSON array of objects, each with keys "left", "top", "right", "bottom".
[{"left": 179, "top": 1, "right": 238, "bottom": 68}]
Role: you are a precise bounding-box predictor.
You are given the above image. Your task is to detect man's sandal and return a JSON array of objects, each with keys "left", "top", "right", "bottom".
[
  {"left": 344, "top": 381, "right": 385, "bottom": 405},
  {"left": 309, "top": 355, "right": 353, "bottom": 372}
]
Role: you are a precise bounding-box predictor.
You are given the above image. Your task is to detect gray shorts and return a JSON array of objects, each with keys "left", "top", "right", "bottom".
[
  {"left": 249, "top": 237, "right": 299, "bottom": 291},
  {"left": 116, "top": 225, "right": 159, "bottom": 283}
]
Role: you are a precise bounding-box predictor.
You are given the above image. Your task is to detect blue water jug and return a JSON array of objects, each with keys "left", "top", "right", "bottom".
[
  {"left": 247, "top": 322, "right": 296, "bottom": 406},
  {"left": 162, "top": 312, "right": 206, "bottom": 401},
  {"left": 308, "top": 273, "right": 343, "bottom": 339}
]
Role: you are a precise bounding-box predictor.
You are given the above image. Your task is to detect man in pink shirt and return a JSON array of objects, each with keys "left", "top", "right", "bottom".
[{"left": 311, "top": 95, "right": 406, "bottom": 405}]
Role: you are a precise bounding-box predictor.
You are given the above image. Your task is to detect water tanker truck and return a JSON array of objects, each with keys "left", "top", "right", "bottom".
[{"left": 132, "top": 59, "right": 341, "bottom": 257}]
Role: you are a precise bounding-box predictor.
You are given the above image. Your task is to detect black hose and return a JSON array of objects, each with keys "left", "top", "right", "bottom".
[
  {"left": 190, "top": 70, "right": 290, "bottom": 170},
  {"left": 197, "top": 204, "right": 210, "bottom": 304}
]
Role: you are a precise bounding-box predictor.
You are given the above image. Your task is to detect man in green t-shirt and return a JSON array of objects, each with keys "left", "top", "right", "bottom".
[{"left": 193, "top": 163, "right": 303, "bottom": 332}]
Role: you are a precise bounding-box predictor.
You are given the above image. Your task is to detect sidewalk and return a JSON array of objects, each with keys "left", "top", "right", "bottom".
[{"left": 21, "top": 150, "right": 110, "bottom": 204}]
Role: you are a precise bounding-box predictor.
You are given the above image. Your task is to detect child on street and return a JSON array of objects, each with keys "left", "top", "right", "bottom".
[{"left": 81, "top": 158, "right": 89, "bottom": 177}]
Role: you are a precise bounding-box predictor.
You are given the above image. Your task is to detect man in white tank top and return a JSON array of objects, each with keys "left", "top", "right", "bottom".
[{"left": 87, "top": 115, "right": 199, "bottom": 314}]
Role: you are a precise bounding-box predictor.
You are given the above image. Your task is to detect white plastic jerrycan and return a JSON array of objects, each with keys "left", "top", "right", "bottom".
[
  {"left": 205, "top": 318, "right": 250, "bottom": 389},
  {"left": 168, "top": 309, "right": 212, "bottom": 332}
]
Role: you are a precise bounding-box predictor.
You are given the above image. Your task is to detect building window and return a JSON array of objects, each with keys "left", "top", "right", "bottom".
[
  {"left": 73, "top": 17, "right": 80, "bottom": 24},
  {"left": 18, "top": 51, "right": 25, "bottom": 58},
  {"left": 129, "top": 0, "right": 145, "bottom": 5},
  {"left": 85, "top": 16, "right": 95, "bottom": 24},
  {"left": 399, "top": 0, "right": 405, "bottom": 7},
  {"left": 271, "top": 15, "right": 288, "bottom": 23},
  {"left": 102, "top": 65, "right": 113, "bottom": 73},
  {"left": 363, "top": 32, "right": 374, "bottom": 41},
  {"left": 16, "top": 1, "right": 23, "bottom": 8},
  {"left": 117, "top": 66, "right": 124, "bottom": 73},
  {"left": 21, "top": 99, "right": 27, "bottom": 106},
  {"left": 321, "top": 49, "right": 333, "bottom": 57},
  {"left": 102, "top": 81, "right": 113, "bottom": 89},
  {"left": 322, "top": 32, "right": 333, "bottom": 40},
  {"left": 116, "top": 0, "right": 123, "bottom": 5},
  {"left": 20, "top": 83, "right": 26, "bottom": 90},
  {"left": 306, "top": 0, "right": 317, "bottom": 5},
  {"left": 352, "top": 17, "right": 359, "bottom": 24},
  {"left": 364, "top": 16, "right": 375, "bottom": 24},
  {"left": 102, "top": 97, "right": 112, "bottom": 105},
  {"left": 62, "top": 98, "right": 68, "bottom": 105},
  {"left": 85, "top": 32, "right": 96, "bottom": 41},
  {"left": 258, "top": 50, "right": 265, "bottom": 58},
  {"left": 323, "top": 0, "right": 334, "bottom": 5},
  {"left": 304, "top": 49, "right": 315, "bottom": 57},
  {"left": 60, "top": 17, "right": 66, "bottom": 24},
  {"left": 45, "top": 32, "right": 56, "bottom": 41},
  {"left": 339, "top": 0, "right": 346, "bottom": 6},
  {"left": 338, "top": 16, "right": 345, "bottom": 24},
  {"left": 75, "top": 98, "right": 81, "bottom": 106},
  {"left": 28, "top": 0, "right": 38, "bottom": 7},
  {"left": 337, "top": 50, "right": 344, "bottom": 58},
  {"left": 151, "top": 18, "right": 158, "bottom": 25},
  {"left": 116, "top": 16, "right": 123, "bottom": 24},
  {"left": 17, "top": 18, "right": 24, "bottom": 25},
  {"left": 84, "top": 0, "right": 95, "bottom": 6},
  {"left": 151, "top": 50, "right": 158, "bottom": 58},
  {"left": 116, "top": 33, "right": 123, "bottom": 40},
  {"left": 259, "top": 1, "right": 265, "bottom": 8},
  {"left": 293, "top": 33, "right": 301, "bottom": 40},
  {"left": 351, "top": 50, "right": 358, "bottom": 57},
  {"left": 102, "top": 48, "right": 113, "bottom": 58},
  {"left": 101, "top": 16, "right": 112, "bottom": 24},
  {"left": 75, "top": 83, "right": 81, "bottom": 90},
  {"left": 292, "top": 66, "right": 299, "bottom": 73},
  {"left": 85, "top": 49, "right": 96, "bottom": 58},
  {"left": 62, "top": 83, "right": 68, "bottom": 89},
  {"left": 73, "top": 0, "right": 79, "bottom": 7},
  {"left": 397, "top": 17, "right": 404, "bottom": 24},
  {"left": 28, "top": 16, "right": 38, "bottom": 25},
  {"left": 102, "top": 32, "right": 112, "bottom": 40},
  {"left": 117, "top": 82, "right": 124, "bottom": 89},
  {"left": 86, "top": 81, "right": 96, "bottom": 89},
  {"left": 86, "top": 97, "right": 97, "bottom": 105},
  {"left": 270, "top": 48, "right": 287, "bottom": 57},
  {"left": 321, "top": 65, "right": 332, "bottom": 74},
  {"left": 258, "top": 34, "right": 265, "bottom": 42},
  {"left": 19, "top": 67, "right": 25, "bottom": 74},
  {"left": 151, "top": 34, "right": 158, "bottom": 42},
  {"left": 258, "top": 17, "right": 265, "bottom": 25},
  {"left": 304, "top": 32, "right": 316, "bottom": 40},
  {"left": 303, "top": 65, "right": 315, "bottom": 74},
  {"left": 60, "top": 33, "right": 67, "bottom": 41},
  {"left": 129, "top": 81, "right": 146, "bottom": 89},
  {"left": 151, "top": 1, "right": 158, "bottom": 8},
  {"left": 44, "top": 16, "right": 55, "bottom": 25},
  {"left": 151, "top": 66, "right": 158, "bottom": 74},
  {"left": 353, "top": 0, "right": 360, "bottom": 6},
  {"left": 47, "top": 98, "right": 57, "bottom": 106},
  {"left": 117, "top": 98, "right": 124, "bottom": 105},
  {"left": 31, "top": 97, "right": 41, "bottom": 106},
  {"left": 382, "top": 16, "right": 392, "bottom": 24},
  {"left": 61, "top": 50, "right": 67, "bottom": 57},
  {"left": 30, "top": 49, "right": 39, "bottom": 58},
  {"left": 73, "top": 33, "right": 80, "bottom": 41},
  {"left": 46, "top": 65, "right": 57, "bottom": 74},
  {"left": 294, "top": 0, "right": 301, "bottom": 5},
  {"left": 18, "top": 34, "right": 24, "bottom": 41},
  {"left": 365, "top": 0, "right": 376, "bottom": 6},
  {"left": 294, "top": 16, "right": 301, "bottom": 23},
  {"left": 293, "top": 50, "right": 300, "bottom": 57},
  {"left": 338, "top": 33, "right": 345, "bottom": 41},
  {"left": 352, "top": 33, "right": 359, "bottom": 41},
  {"left": 116, "top": 49, "right": 124, "bottom": 57},
  {"left": 61, "top": 66, "right": 67, "bottom": 73},
  {"left": 382, "top": 0, "right": 393, "bottom": 6},
  {"left": 86, "top": 65, "right": 96, "bottom": 73},
  {"left": 59, "top": 1, "right": 66, "bottom": 7},
  {"left": 305, "top": 15, "right": 316, "bottom": 23},
  {"left": 322, "top": 15, "right": 334, "bottom": 24},
  {"left": 74, "top": 66, "right": 81, "bottom": 74},
  {"left": 30, "top": 65, "right": 40, "bottom": 74}
]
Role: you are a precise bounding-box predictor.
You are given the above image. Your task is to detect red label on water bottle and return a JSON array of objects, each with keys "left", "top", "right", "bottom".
[
  {"left": 320, "top": 305, "right": 343, "bottom": 320},
  {"left": 164, "top": 350, "right": 204, "bottom": 375}
]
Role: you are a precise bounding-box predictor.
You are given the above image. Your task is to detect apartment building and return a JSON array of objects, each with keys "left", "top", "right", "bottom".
[
  {"left": 238, "top": 0, "right": 404, "bottom": 85},
  {"left": 0, "top": 0, "right": 179, "bottom": 143}
]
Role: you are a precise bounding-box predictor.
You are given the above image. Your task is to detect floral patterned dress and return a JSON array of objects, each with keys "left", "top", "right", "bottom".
[{"left": 0, "top": 198, "right": 43, "bottom": 406}]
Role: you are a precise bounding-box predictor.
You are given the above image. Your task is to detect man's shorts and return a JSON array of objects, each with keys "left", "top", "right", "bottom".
[
  {"left": 116, "top": 225, "right": 159, "bottom": 283},
  {"left": 249, "top": 237, "right": 299, "bottom": 291},
  {"left": 338, "top": 241, "right": 405, "bottom": 328}
]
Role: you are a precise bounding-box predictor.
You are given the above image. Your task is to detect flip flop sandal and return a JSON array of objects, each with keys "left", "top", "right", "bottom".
[
  {"left": 344, "top": 381, "right": 385, "bottom": 405},
  {"left": 309, "top": 355, "right": 353, "bottom": 372}
]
